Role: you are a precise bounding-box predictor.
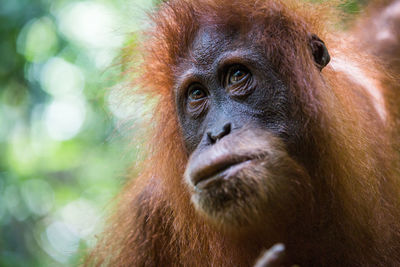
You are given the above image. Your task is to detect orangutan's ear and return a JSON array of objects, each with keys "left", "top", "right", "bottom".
[{"left": 310, "top": 34, "right": 330, "bottom": 70}]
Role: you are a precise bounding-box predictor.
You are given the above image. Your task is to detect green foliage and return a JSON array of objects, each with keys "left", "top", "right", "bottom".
[{"left": 0, "top": 0, "right": 154, "bottom": 266}]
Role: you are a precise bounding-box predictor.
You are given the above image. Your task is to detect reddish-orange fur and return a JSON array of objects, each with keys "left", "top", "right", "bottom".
[{"left": 87, "top": 0, "right": 400, "bottom": 266}]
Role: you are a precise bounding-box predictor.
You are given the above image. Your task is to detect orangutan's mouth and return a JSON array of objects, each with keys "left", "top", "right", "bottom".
[{"left": 192, "top": 156, "right": 254, "bottom": 189}]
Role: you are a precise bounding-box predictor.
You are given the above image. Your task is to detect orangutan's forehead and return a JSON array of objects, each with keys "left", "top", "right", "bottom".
[
  {"left": 190, "top": 27, "right": 231, "bottom": 64},
  {"left": 189, "top": 25, "right": 259, "bottom": 66}
]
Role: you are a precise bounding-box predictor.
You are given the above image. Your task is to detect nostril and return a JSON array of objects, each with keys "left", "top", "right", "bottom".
[
  {"left": 207, "top": 122, "right": 232, "bottom": 144},
  {"left": 207, "top": 131, "right": 216, "bottom": 144},
  {"left": 222, "top": 123, "right": 231, "bottom": 136}
]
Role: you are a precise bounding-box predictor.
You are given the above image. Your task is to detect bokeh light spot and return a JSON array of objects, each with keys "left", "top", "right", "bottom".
[
  {"left": 58, "top": 2, "right": 123, "bottom": 49},
  {"left": 17, "top": 17, "right": 58, "bottom": 62},
  {"left": 61, "top": 198, "right": 99, "bottom": 238},
  {"left": 40, "top": 57, "right": 85, "bottom": 97},
  {"left": 44, "top": 97, "right": 86, "bottom": 141},
  {"left": 43, "top": 221, "right": 80, "bottom": 263}
]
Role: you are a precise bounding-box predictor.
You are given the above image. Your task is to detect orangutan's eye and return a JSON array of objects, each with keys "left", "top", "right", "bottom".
[
  {"left": 226, "top": 65, "right": 251, "bottom": 86},
  {"left": 188, "top": 84, "right": 207, "bottom": 101}
]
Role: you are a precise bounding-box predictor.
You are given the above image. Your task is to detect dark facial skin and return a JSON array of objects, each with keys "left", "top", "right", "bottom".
[
  {"left": 175, "top": 27, "right": 292, "bottom": 155},
  {"left": 174, "top": 26, "right": 326, "bottom": 229}
]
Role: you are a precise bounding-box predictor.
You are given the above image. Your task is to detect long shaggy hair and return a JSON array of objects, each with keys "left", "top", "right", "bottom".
[{"left": 87, "top": 0, "right": 400, "bottom": 266}]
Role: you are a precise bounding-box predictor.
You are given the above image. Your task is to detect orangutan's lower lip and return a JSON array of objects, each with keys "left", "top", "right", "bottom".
[{"left": 194, "top": 159, "right": 253, "bottom": 189}]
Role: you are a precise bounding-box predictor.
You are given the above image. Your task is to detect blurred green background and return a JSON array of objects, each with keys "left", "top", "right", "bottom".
[
  {"left": 0, "top": 0, "right": 157, "bottom": 266},
  {"left": 0, "top": 0, "right": 366, "bottom": 266}
]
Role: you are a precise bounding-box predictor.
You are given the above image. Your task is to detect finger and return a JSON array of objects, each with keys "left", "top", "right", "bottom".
[{"left": 254, "top": 243, "right": 286, "bottom": 267}]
